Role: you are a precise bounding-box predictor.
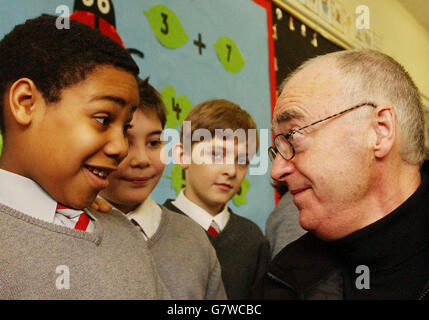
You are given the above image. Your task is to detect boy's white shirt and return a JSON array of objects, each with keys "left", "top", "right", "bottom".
[
  {"left": 107, "top": 196, "right": 162, "bottom": 240},
  {"left": 0, "top": 169, "right": 58, "bottom": 223},
  {"left": 0, "top": 169, "right": 96, "bottom": 230},
  {"left": 172, "top": 189, "right": 230, "bottom": 232}
]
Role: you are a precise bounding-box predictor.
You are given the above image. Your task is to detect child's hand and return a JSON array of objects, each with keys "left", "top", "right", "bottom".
[{"left": 90, "top": 197, "right": 112, "bottom": 213}]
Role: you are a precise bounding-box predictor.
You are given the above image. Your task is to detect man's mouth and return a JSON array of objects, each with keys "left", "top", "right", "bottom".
[{"left": 290, "top": 187, "right": 310, "bottom": 195}]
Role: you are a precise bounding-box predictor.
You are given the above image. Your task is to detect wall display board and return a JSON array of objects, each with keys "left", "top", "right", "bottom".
[
  {"left": 0, "top": 0, "right": 276, "bottom": 230},
  {"left": 272, "top": 2, "right": 343, "bottom": 90}
]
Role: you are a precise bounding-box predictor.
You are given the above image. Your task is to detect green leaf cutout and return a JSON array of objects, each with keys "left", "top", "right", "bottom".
[
  {"left": 214, "top": 36, "right": 246, "bottom": 73},
  {"left": 232, "top": 178, "right": 250, "bottom": 207},
  {"left": 144, "top": 4, "right": 188, "bottom": 49},
  {"left": 161, "top": 85, "right": 192, "bottom": 128},
  {"left": 171, "top": 164, "right": 186, "bottom": 196}
]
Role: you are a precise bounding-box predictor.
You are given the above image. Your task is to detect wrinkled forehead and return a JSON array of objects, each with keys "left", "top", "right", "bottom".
[{"left": 272, "top": 62, "right": 343, "bottom": 133}]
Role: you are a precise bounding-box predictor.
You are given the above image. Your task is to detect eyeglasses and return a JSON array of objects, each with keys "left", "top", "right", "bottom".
[{"left": 268, "top": 102, "right": 377, "bottom": 161}]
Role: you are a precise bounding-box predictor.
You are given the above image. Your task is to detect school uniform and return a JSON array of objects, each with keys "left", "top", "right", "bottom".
[
  {"left": 0, "top": 169, "right": 170, "bottom": 299},
  {"left": 93, "top": 197, "right": 226, "bottom": 300},
  {"left": 164, "top": 189, "right": 271, "bottom": 299}
]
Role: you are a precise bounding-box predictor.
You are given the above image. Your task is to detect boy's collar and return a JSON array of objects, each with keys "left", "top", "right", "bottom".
[
  {"left": 102, "top": 196, "right": 162, "bottom": 240},
  {"left": 172, "top": 189, "right": 230, "bottom": 231},
  {"left": 0, "top": 169, "right": 57, "bottom": 223}
]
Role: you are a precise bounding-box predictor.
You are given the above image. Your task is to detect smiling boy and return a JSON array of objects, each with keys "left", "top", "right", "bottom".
[
  {"left": 0, "top": 15, "right": 169, "bottom": 299},
  {"left": 97, "top": 79, "right": 166, "bottom": 215},
  {"left": 93, "top": 79, "right": 226, "bottom": 299},
  {"left": 5, "top": 66, "right": 137, "bottom": 208}
]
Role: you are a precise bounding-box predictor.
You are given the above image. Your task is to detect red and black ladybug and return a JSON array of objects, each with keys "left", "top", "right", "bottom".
[
  {"left": 70, "top": 0, "right": 124, "bottom": 47},
  {"left": 70, "top": 0, "right": 143, "bottom": 58}
]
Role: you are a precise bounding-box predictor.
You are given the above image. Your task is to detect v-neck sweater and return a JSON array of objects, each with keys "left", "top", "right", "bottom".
[{"left": 0, "top": 203, "right": 170, "bottom": 299}]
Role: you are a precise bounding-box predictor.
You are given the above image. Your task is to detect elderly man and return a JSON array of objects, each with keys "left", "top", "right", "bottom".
[{"left": 256, "top": 49, "right": 428, "bottom": 299}]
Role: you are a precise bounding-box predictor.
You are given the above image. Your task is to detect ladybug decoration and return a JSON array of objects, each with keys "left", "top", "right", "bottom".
[{"left": 70, "top": 0, "right": 143, "bottom": 58}]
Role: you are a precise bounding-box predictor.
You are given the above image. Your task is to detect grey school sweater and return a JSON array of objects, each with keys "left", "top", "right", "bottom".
[
  {"left": 0, "top": 203, "right": 170, "bottom": 299},
  {"left": 146, "top": 206, "right": 226, "bottom": 300}
]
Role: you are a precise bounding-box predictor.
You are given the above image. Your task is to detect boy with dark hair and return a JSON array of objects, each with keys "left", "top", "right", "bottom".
[
  {"left": 92, "top": 79, "right": 226, "bottom": 299},
  {"left": 0, "top": 15, "right": 169, "bottom": 299},
  {"left": 163, "top": 99, "right": 271, "bottom": 299}
]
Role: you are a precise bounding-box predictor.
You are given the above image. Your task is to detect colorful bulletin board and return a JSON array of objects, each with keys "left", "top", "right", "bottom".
[{"left": 0, "top": 0, "right": 276, "bottom": 231}]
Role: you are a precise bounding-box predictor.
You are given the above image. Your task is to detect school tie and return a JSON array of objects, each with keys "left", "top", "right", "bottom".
[
  {"left": 130, "top": 218, "right": 149, "bottom": 240},
  {"left": 208, "top": 219, "right": 221, "bottom": 236},
  {"left": 54, "top": 203, "right": 95, "bottom": 232}
]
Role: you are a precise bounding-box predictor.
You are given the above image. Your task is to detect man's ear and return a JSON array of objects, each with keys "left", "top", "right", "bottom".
[
  {"left": 372, "top": 105, "right": 396, "bottom": 159},
  {"left": 8, "top": 78, "right": 39, "bottom": 126},
  {"left": 173, "top": 142, "right": 190, "bottom": 169}
]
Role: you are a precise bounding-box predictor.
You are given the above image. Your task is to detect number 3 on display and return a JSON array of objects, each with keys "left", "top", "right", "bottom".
[
  {"left": 145, "top": 4, "right": 188, "bottom": 48},
  {"left": 161, "top": 12, "right": 168, "bottom": 34}
]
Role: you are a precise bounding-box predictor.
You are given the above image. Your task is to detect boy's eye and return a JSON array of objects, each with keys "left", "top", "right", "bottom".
[
  {"left": 148, "top": 140, "right": 163, "bottom": 148},
  {"left": 237, "top": 155, "right": 250, "bottom": 166},
  {"left": 95, "top": 116, "right": 111, "bottom": 126},
  {"left": 212, "top": 150, "right": 224, "bottom": 160}
]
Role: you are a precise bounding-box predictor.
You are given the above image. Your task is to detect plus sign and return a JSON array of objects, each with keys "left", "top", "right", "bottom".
[{"left": 193, "top": 33, "right": 206, "bottom": 55}]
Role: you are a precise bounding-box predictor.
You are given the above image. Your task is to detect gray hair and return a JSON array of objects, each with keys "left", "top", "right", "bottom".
[{"left": 280, "top": 49, "right": 425, "bottom": 165}]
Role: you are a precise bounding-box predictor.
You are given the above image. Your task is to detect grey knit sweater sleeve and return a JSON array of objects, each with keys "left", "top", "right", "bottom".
[
  {"left": 265, "top": 192, "right": 306, "bottom": 258},
  {"left": 0, "top": 203, "right": 170, "bottom": 299},
  {"left": 146, "top": 206, "right": 227, "bottom": 300}
]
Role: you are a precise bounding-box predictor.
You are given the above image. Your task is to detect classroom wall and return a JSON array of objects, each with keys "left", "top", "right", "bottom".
[
  {"left": 343, "top": 0, "right": 429, "bottom": 154},
  {"left": 341, "top": 0, "right": 429, "bottom": 106}
]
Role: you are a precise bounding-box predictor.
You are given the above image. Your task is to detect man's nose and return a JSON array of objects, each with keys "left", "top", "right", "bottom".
[{"left": 270, "top": 153, "right": 294, "bottom": 182}]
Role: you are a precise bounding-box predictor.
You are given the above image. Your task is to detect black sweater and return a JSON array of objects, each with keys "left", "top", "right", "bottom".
[
  {"left": 334, "top": 161, "right": 429, "bottom": 299},
  {"left": 254, "top": 161, "right": 429, "bottom": 299},
  {"left": 163, "top": 200, "right": 270, "bottom": 300}
]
